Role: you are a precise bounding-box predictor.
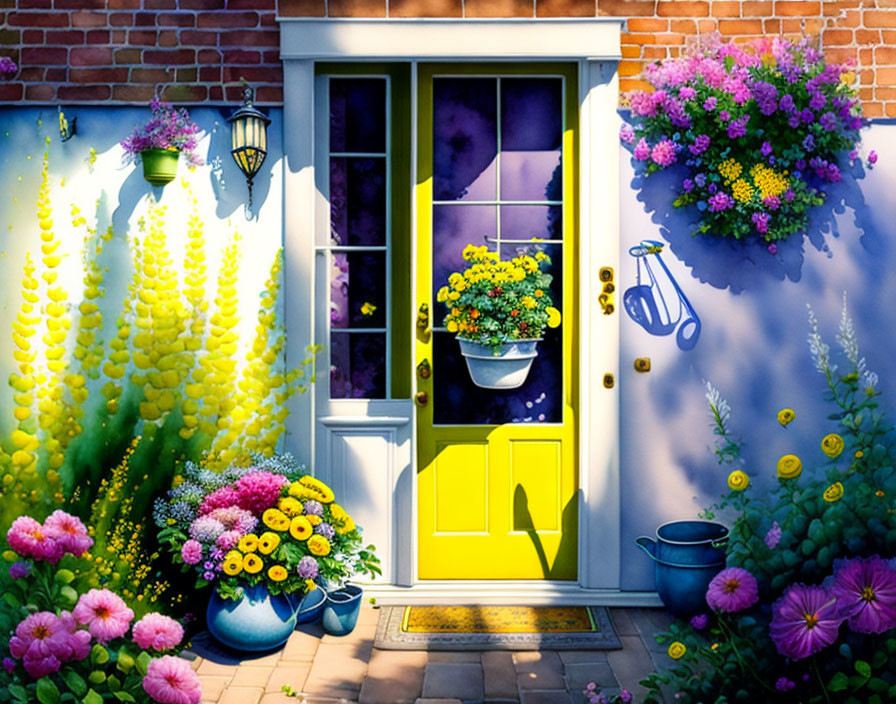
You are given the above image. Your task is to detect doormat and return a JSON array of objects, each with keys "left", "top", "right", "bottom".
[{"left": 373, "top": 605, "right": 621, "bottom": 650}]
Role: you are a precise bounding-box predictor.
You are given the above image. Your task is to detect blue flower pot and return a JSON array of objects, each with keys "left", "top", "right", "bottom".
[
  {"left": 635, "top": 520, "right": 728, "bottom": 617},
  {"left": 295, "top": 584, "right": 327, "bottom": 625},
  {"left": 321, "top": 584, "right": 363, "bottom": 636},
  {"left": 207, "top": 584, "right": 297, "bottom": 652}
]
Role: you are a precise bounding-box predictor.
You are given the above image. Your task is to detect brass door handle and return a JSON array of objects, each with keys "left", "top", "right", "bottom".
[
  {"left": 415, "top": 391, "right": 429, "bottom": 406},
  {"left": 416, "top": 303, "right": 430, "bottom": 331}
]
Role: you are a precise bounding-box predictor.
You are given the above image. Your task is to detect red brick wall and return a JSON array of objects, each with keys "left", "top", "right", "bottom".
[{"left": 1, "top": 0, "right": 894, "bottom": 115}]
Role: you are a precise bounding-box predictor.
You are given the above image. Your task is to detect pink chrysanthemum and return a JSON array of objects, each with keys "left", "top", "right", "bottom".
[
  {"left": 9, "top": 611, "right": 89, "bottom": 678},
  {"left": 6, "top": 515, "right": 64, "bottom": 563},
  {"left": 706, "top": 567, "right": 759, "bottom": 613},
  {"left": 207, "top": 506, "right": 257, "bottom": 534},
  {"left": 234, "top": 471, "right": 289, "bottom": 516},
  {"left": 73, "top": 588, "right": 134, "bottom": 643},
  {"left": 830, "top": 556, "right": 896, "bottom": 634},
  {"left": 650, "top": 139, "right": 678, "bottom": 167},
  {"left": 44, "top": 510, "right": 94, "bottom": 557},
  {"left": 181, "top": 539, "right": 203, "bottom": 565},
  {"left": 770, "top": 583, "right": 843, "bottom": 660},
  {"left": 198, "top": 486, "right": 240, "bottom": 515},
  {"left": 58, "top": 611, "right": 92, "bottom": 661},
  {"left": 142, "top": 655, "right": 203, "bottom": 704},
  {"left": 132, "top": 613, "right": 184, "bottom": 651}
]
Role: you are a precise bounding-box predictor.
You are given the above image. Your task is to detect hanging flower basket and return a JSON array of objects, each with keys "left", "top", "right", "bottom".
[
  {"left": 621, "top": 36, "right": 874, "bottom": 252},
  {"left": 140, "top": 148, "right": 180, "bottom": 186},
  {"left": 439, "top": 244, "right": 561, "bottom": 390},
  {"left": 457, "top": 338, "right": 540, "bottom": 390}
]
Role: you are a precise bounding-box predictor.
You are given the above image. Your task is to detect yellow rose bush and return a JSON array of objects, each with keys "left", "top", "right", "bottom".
[
  {"left": 438, "top": 244, "right": 561, "bottom": 353},
  {"left": 156, "top": 454, "right": 380, "bottom": 601}
]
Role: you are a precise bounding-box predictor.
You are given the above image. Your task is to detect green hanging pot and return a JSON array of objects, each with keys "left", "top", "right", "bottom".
[{"left": 140, "top": 148, "right": 180, "bottom": 186}]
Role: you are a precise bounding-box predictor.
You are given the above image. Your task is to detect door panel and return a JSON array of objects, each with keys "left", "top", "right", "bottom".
[{"left": 416, "top": 65, "right": 578, "bottom": 580}]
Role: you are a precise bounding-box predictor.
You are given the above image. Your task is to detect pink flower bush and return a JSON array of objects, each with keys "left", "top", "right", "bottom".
[
  {"left": 44, "top": 509, "right": 94, "bottom": 556},
  {"left": 8, "top": 611, "right": 90, "bottom": 678},
  {"left": 830, "top": 555, "right": 896, "bottom": 634},
  {"left": 233, "top": 471, "right": 289, "bottom": 515},
  {"left": 132, "top": 613, "right": 185, "bottom": 652},
  {"left": 198, "top": 486, "right": 240, "bottom": 515},
  {"left": 7, "top": 515, "right": 64, "bottom": 563},
  {"left": 705, "top": 567, "right": 759, "bottom": 613},
  {"left": 142, "top": 655, "right": 203, "bottom": 704},
  {"left": 73, "top": 588, "right": 135, "bottom": 643}
]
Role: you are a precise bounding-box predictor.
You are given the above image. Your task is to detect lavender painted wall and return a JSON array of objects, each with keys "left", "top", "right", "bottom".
[{"left": 619, "top": 120, "right": 896, "bottom": 590}]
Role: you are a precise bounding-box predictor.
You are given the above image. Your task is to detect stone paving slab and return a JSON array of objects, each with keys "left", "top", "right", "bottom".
[
  {"left": 605, "top": 635, "right": 656, "bottom": 699},
  {"left": 482, "top": 650, "right": 519, "bottom": 702},
  {"left": 421, "top": 662, "right": 484, "bottom": 701},
  {"left": 513, "top": 652, "right": 566, "bottom": 691},
  {"left": 358, "top": 649, "right": 428, "bottom": 704},
  {"left": 519, "top": 691, "right": 573, "bottom": 704}
]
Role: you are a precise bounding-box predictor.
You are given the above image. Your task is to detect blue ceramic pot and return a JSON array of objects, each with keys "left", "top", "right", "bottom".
[
  {"left": 321, "top": 584, "right": 363, "bottom": 636},
  {"left": 636, "top": 520, "right": 728, "bottom": 617},
  {"left": 295, "top": 585, "right": 327, "bottom": 625},
  {"left": 207, "top": 584, "right": 297, "bottom": 652}
]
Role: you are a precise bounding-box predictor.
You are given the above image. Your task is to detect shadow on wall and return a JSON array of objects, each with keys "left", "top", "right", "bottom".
[{"left": 628, "top": 145, "right": 879, "bottom": 295}]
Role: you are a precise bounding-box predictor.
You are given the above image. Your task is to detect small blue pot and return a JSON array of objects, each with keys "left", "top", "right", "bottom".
[
  {"left": 321, "top": 584, "right": 363, "bottom": 636},
  {"left": 294, "top": 584, "right": 327, "bottom": 625},
  {"left": 207, "top": 584, "right": 297, "bottom": 652},
  {"left": 636, "top": 520, "right": 728, "bottom": 617}
]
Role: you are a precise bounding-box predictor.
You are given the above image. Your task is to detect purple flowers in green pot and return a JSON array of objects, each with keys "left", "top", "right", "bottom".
[{"left": 120, "top": 99, "right": 204, "bottom": 168}]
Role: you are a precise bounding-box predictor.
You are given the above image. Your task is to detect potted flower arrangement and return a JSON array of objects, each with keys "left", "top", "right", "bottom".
[
  {"left": 438, "top": 243, "right": 561, "bottom": 390},
  {"left": 621, "top": 36, "right": 874, "bottom": 252},
  {"left": 591, "top": 299, "right": 896, "bottom": 703},
  {"left": 120, "top": 99, "right": 203, "bottom": 186},
  {"left": 155, "top": 453, "right": 380, "bottom": 650},
  {"left": 1, "top": 510, "right": 202, "bottom": 704}
]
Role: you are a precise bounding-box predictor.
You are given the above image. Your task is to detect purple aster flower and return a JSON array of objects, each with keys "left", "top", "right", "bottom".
[
  {"left": 765, "top": 521, "right": 782, "bottom": 549},
  {"left": 303, "top": 500, "right": 324, "bottom": 517},
  {"left": 768, "top": 243, "right": 778, "bottom": 255},
  {"left": 651, "top": 138, "right": 678, "bottom": 167},
  {"left": 619, "top": 690, "right": 633, "bottom": 703},
  {"left": 780, "top": 93, "right": 795, "bottom": 113},
  {"left": 203, "top": 561, "right": 216, "bottom": 571},
  {"left": 708, "top": 192, "right": 734, "bottom": 212},
  {"left": 769, "top": 584, "right": 843, "bottom": 660},
  {"left": 753, "top": 81, "right": 779, "bottom": 115},
  {"left": 703, "top": 96, "right": 717, "bottom": 111},
  {"left": 727, "top": 117, "right": 748, "bottom": 139},
  {"left": 209, "top": 548, "right": 224, "bottom": 562},
  {"left": 633, "top": 137, "right": 651, "bottom": 161},
  {"left": 830, "top": 556, "right": 896, "bottom": 634},
  {"left": 775, "top": 677, "right": 795, "bottom": 692},
  {"left": 809, "top": 92, "right": 826, "bottom": 110},
  {"left": 707, "top": 182, "right": 718, "bottom": 195},
  {"left": 788, "top": 115, "right": 801, "bottom": 128},
  {"left": 689, "top": 613, "right": 709, "bottom": 630},
  {"left": 689, "top": 134, "right": 710, "bottom": 156},
  {"left": 761, "top": 141, "right": 773, "bottom": 157},
  {"left": 752, "top": 212, "right": 770, "bottom": 234},
  {"left": 763, "top": 195, "right": 781, "bottom": 211},
  {"left": 800, "top": 108, "right": 814, "bottom": 124},
  {"left": 784, "top": 189, "right": 795, "bottom": 202},
  {"left": 802, "top": 134, "right": 815, "bottom": 152},
  {"left": 314, "top": 522, "right": 336, "bottom": 540},
  {"left": 706, "top": 567, "right": 759, "bottom": 613},
  {"left": 619, "top": 123, "right": 635, "bottom": 144},
  {"left": 694, "top": 173, "right": 706, "bottom": 187},
  {"left": 678, "top": 86, "right": 696, "bottom": 101},
  {"left": 202, "top": 570, "right": 216, "bottom": 581},
  {"left": 2, "top": 657, "right": 15, "bottom": 674},
  {"left": 297, "top": 556, "right": 319, "bottom": 579},
  {"left": 826, "top": 163, "right": 841, "bottom": 182},
  {"left": 868, "top": 150, "right": 878, "bottom": 165},
  {"left": 849, "top": 149, "right": 858, "bottom": 162},
  {"left": 9, "top": 561, "right": 31, "bottom": 580},
  {"left": 719, "top": 109, "right": 730, "bottom": 122},
  {"left": 682, "top": 178, "right": 694, "bottom": 193}
]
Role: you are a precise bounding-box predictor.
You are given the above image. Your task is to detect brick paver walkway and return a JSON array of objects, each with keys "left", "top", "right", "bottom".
[{"left": 186, "top": 606, "right": 674, "bottom": 704}]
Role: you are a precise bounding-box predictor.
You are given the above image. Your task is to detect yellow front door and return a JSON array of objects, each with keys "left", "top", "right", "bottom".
[{"left": 416, "top": 65, "right": 578, "bottom": 580}]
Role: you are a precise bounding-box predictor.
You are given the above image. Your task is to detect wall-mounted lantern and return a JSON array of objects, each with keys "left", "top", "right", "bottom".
[
  {"left": 58, "top": 107, "right": 76, "bottom": 142},
  {"left": 227, "top": 85, "right": 271, "bottom": 208}
]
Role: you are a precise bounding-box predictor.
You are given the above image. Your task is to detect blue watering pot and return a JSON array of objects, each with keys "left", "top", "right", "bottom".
[
  {"left": 206, "top": 583, "right": 327, "bottom": 652},
  {"left": 635, "top": 520, "right": 728, "bottom": 617},
  {"left": 321, "top": 584, "right": 363, "bottom": 636}
]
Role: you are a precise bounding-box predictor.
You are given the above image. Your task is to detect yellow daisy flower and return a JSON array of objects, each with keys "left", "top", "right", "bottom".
[
  {"left": 258, "top": 531, "right": 281, "bottom": 555},
  {"left": 237, "top": 534, "right": 259, "bottom": 553},
  {"left": 222, "top": 551, "right": 243, "bottom": 576},
  {"left": 307, "top": 535, "right": 331, "bottom": 557},
  {"left": 267, "top": 565, "right": 288, "bottom": 582},
  {"left": 243, "top": 553, "right": 263, "bottom": 574}
]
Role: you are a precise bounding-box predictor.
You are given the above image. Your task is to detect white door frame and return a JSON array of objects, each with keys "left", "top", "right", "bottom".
[{"left": 280, "top": 18, "right": 659, "bottom": 605}]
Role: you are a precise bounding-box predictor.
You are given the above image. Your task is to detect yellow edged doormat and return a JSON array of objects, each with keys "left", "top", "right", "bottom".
[{"left": 373, "top": 606, "right": 622, "bottom": 651}]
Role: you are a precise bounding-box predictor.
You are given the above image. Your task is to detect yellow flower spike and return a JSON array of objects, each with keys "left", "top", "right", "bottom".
[
  {"left": 823, "top": 482, "right": 844, "bottom": 502},
  {"left": 778, "top": 455, "right": 803, "bottom": 479},
  {"left": 727, "top": 470, "right": 750, "bottom": 491},
  {"left": 821, "top": 433, "right": 844, "bottom": 459}
]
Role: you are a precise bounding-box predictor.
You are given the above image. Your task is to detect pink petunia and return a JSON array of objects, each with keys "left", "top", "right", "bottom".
[
  {"left": 73, "top": 588, "right": 134, "bottom": 643},
  {"left": 44, "top": 510, "right": 94, "bottom": 557},
  {"left": 6, "top": 515, "right": 64, "bottom": 563},
  {"left": 132, "top": 613, "right": 185, "bottom": 651},
  {"left": 142, "top": 655, "right": 203, "bottom": 704},
  {"left": 830, "top": 556, "right": 896, "bottom": 634},
  {"left": 706, "top": 567, "right": 759, "bottom": 613}
]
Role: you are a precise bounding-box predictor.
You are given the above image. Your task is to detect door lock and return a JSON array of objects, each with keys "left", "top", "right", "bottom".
[
  {"left": 417, "top": 359, "right": 431, "bottom": 379},
  {"left": 603, "top": 373, "right": 615, "bottom": 389},
  {"left": 416, "top": 303, "right": 430, "bottom": 331}
]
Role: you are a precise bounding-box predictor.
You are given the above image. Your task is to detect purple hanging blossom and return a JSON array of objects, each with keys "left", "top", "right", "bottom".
[
  {"left": 765, "top": 521, "right": 782, "bottom": 549},
  {"left": 633, "top": 138, "right": 651, "bottom": 161},
  {"left": 619, "top": 123, "right": 636, "bottom": 144},
  {"left": 802, "top": 134, "right": 816, "bottom": 152},
  {"left": 0, "top": 57, "right": 17, "bottom": 78},
  {"left": 808, "top": 91, "right": 827, "bottom": 110},
  {"left": 761, "top": 141, "right": 773, "bottom": 157},
  {"left": 682, "top": 178, "right": 694, "bottom": 192},
  {"left": 752, "top": 212, "right": 771, "bottom": 234},
  {"left": 703, "top": 96, "right": 717, "bottom": 111},
  {"left": 727, "top": 116, "right": 749, "bottom": 139},
  {"left": 651, "top": 139, "right": 678, "bottom": 167},
  {"left": 718, "top": 110, "right": 731, "bottom": 122},
  {"left": 868, "top": 150, "right": 879, "bottom": 165},
  {"left": 819, "top": 112, "right": 838, "bottom": 131},
  {"left": 779, "top": 93, "right": 795, "bottom": 113},
  {"left": 689, "top": 134, "right": 710, "bottom": 155},
  {"left": 708, "top": 192, "right": 734, "bottom": 212}
]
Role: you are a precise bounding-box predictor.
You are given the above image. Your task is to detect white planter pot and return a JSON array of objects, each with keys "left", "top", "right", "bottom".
[{"left": 457, "top": 338, "right": 540, "bottom": 390}]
